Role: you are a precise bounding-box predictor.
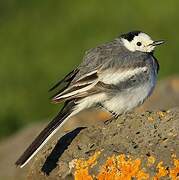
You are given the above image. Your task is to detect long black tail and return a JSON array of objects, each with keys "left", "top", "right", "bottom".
[{"left": 15, "top": 101, "right": 75, "bottom": 168}]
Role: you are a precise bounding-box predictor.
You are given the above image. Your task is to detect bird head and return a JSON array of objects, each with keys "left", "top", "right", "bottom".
[{"left": 120, "top": 31, "right": 164, "bottom": 53}]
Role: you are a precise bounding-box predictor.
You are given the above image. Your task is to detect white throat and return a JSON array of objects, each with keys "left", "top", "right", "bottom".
[{"left": 121, "top": 32, "right": 155, "bottom": 53}]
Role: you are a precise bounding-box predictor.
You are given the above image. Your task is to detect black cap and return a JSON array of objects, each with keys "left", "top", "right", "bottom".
[{"left": 120, "top": 30, "right": 142, "bottom": 41}]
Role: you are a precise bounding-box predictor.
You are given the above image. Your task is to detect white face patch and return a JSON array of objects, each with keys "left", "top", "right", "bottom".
[{"left": 121, "top": 33, "right": 155, "bottom": 52}]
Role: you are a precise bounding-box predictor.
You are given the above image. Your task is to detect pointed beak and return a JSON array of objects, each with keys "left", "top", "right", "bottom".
[{"left": 149, "top": 40, "right": 165, "bottom": 46}]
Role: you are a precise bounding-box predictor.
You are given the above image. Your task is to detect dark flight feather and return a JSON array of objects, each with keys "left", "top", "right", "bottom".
[
  {"left": 15, "top": 101, "right": 75, "bottom": 167},
  {"left": 52, "top": 71, "right": 99, "bottom": 103},
  {"left": 49, "top": 69, "right": 79, "bottom": 92}
]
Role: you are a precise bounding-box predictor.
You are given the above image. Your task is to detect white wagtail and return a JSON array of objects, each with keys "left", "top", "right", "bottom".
[{"left": 16, "top": 30, "right": 164, "bottom": 167}]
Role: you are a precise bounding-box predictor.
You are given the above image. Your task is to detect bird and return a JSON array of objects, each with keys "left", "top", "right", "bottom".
[{"left": 16, "top": 30, "right": 164, "bottom": 168}]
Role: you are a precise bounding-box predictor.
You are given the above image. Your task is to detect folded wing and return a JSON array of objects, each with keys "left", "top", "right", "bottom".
[{"left": 52, "top": 70, "right": 99, "bottom": 102}]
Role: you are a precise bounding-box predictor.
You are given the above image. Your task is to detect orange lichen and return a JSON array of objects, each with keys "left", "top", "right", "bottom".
[
  {"left": 74, "top": 169, "right": 93, "bottom": 180},
  {"left": 169, "top": 157, "right": 179, "bottom": 179},
  {"left": 97, "top": 154, "right": 149, "bottom": 180},
  {"left": 74, "top": 151, "right": 101, "bottom": 180},
  {"left": 153, "top": 162, "right": 168, "bottom": 180},
  {"left": 73, "top": 152, "right": 179, "bottom": 180}
]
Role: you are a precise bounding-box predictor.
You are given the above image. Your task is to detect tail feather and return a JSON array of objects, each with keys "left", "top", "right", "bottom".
[{"left": 15, "top": 101, "right": 76, "bottom": 168}]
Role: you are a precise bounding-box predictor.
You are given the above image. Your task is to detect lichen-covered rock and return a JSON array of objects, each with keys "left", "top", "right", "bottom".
[{"left": 27, "top": 108, "right": 179, "bottom": 179}]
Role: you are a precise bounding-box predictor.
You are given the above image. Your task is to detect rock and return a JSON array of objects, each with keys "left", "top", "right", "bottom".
[
  {"left": 136, "top": 76, "right": 179, "bottom": 112},
  {"left": 0, "top": 122, "right": 46, "bottom": 180},
  {"left": 26, "top": 108, "right": 179, "bottom": 179},
  {"left": 2, "top": 76, "right": 179, "bottom": 179}
]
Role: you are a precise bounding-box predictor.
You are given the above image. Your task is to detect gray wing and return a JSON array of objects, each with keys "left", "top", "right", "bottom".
[
  {"left": 50, "top": 41, "right": 114, "bottom": 101},
  {"left": 52, "top": 40, "right": 154, "bottom": 103}
]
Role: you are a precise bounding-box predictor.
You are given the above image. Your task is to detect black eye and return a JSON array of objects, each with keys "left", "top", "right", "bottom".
[{"left": 137, "top": 42, "right": 142, "bottom": 46}]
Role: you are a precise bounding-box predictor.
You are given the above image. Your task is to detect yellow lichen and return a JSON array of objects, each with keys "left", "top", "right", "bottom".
[
  {"left": 147, "top": 156, "right": 156, "bottom": 167},
  {"left": 153, "top": 162, "right": 168, "bottom": 180},
  {"left": 157, "top": 111, "right": 167, "bottom": 118},
  {"left": 147, "top": 117, "right": 155, "bottom": 122}
]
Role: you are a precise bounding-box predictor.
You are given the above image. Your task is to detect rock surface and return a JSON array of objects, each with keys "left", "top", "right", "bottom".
[
  {"left": 27, "top": 108, "right": 179, "bottom": 179},
  {"left": 1, "top": 76, "right": 179, "bottom": 180}
]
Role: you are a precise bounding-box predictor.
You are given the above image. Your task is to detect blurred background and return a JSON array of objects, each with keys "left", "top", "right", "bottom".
[{"left": 0, "top": 0, "right": 179, "bottom": 179}]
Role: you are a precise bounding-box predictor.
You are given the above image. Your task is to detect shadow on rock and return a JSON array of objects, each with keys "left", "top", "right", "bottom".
[{"left": 41, "top": 127, "right": 86, "bottom": 175}]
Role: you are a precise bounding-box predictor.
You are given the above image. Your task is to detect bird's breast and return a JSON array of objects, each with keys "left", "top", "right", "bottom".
[{"left": 102, "top": 71, "right": 157, "bottom": 115}]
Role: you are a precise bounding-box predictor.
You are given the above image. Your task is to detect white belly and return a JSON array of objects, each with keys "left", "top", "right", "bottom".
[
  {"left": 103, "top": 80, "right": 155, "bottom": 114},
  {"left": 74, "top": 71, "right": 156, "bottom": 116}
]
